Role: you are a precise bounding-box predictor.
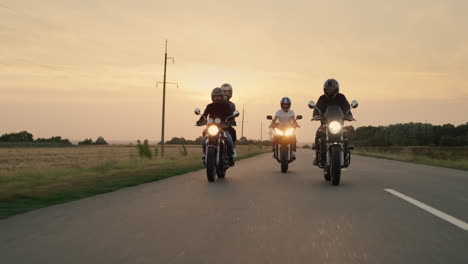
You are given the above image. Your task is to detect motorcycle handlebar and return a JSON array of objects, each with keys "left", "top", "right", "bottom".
[{"left": 311, "top": 116, "right": 355, "bottom": 121}]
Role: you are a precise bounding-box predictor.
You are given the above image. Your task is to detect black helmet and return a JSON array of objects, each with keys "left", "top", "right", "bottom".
[
  {"left": 280, "top": 97, "right": 291, "bottom": 111},
  {"left": 323, "top": 79, "right": 340, "bottom": 98},
  {"left": 211, "top": 87, "right": 225, "bottom": 103}
]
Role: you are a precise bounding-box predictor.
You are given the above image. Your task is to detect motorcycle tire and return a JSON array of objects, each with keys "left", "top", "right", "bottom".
[
  {"left": 280, "top": 146, "right": 289, "bottom": 173},
  {"left": 330, "top": 145, "right": 341, "bottom": 186},
  {"left": 216, "top": 155, "right": 227, "bottom": 178},
  {"left": 206, "top": 147, "right": 216, "bottom": 182},
  {"left": 217, "top": 144, "right": 227, "bottom": 178}
]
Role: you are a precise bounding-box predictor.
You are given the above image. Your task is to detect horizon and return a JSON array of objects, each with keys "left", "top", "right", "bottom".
[{"left": 2, "top": 120, "right": 466, "bottom": 144}]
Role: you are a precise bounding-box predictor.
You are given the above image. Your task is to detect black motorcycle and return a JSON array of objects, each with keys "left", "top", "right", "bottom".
[
  {"left": 195, "top": 108, "right": 239, "bottom": 182},
  {"left": 266, "top": 115, "right": 302, "bottom": 173},
  {"left": 308, "top": 100, "right": 358, "bottom": 185}
]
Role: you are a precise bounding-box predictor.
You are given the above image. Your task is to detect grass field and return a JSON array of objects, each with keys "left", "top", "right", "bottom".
[
  {"left": 0, "top": 145, "right": 269, "bottom": 219},
  {"left": 354, "top": 146, "right": 468, "bottom": 171},
  {"left": 0, "top": 144, "right": 195, "bottom": 172}
]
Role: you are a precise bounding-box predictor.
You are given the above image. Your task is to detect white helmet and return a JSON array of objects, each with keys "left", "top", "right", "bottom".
[{"left": 220, "top": 83, "right": 233, "bottom": 100}]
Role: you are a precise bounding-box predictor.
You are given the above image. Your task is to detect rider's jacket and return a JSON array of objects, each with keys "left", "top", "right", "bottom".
[
  {"left": 227, "top": 101, "right": 237, "bottom": 126},
  {"left": 227, "top": 101, "right": 236, "bottom": 113},
  {"left": 313, "top": 93, "right": 352, "bottom": 118},
  {"left": 199, "top": 102, "right": 232, "bottom": 122}
]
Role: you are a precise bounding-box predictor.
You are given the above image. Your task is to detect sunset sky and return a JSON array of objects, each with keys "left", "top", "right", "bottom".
[{"left": 1, "top": 0, "right": 467, "bottom": 143}]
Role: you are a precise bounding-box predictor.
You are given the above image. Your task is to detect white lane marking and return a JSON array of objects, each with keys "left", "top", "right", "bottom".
[{"left": 385, "top": 188, "right": 468, "bottom": 231}]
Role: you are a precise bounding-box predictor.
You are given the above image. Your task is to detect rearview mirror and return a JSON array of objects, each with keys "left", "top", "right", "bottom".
[
  {"left": 308, "top": 101, "right": 316, "bottom": 109},
  {"left": 351, "top": 100, "right": 358, "bottom": 109},
  {"left": 266, "top": 115, "right": 272, "bottom": 120},
  {"left": 194, "top": 108, "right": 201, "bottom": 115},
  {"left": 232, "top": 110, "right": 240, "bottom": 117},
  {"left": 296, "top": 115, "right": 303, "bottom": 120}
]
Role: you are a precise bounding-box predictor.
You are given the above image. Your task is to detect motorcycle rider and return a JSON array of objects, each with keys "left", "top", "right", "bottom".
[
  {"left": 220, "top": 83, "right": 237, "bottom": 157},
  {"left": 270, "top": 97, "right": 299, "bottom": 158},
  {"left": 197, "top": 87, "right": 235, "bottom": 166},
  {"left": 313, "top": 78, "right": 354, "bottom": 165}
]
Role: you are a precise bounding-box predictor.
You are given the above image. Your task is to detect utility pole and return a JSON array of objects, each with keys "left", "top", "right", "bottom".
[
  {"left": 160, "top": 40, "right": 175, "bottom": 157},
  {"left": 260, "top": 121, "right": 263, "bottom": 141},
  {"left": 156, "top": 80, "right": 178, "bottom": 154},
  {"left": 241, "top": 105, "right": 245, "bottom": 138}
]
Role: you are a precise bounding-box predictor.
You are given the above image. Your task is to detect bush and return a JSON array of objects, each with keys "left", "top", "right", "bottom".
[
  {"left": 137, "top": 139, "right": 153, "bottom": 159},
  {"left": 95, "top": 136, "right": 108, "bottom": 145},
  {"left": 179, "top": 144, "right": 188, "bottom": 156},
  {"left": 303, "top": 144, "right": 310, "bottom": 149},
  {"left": 154, "top": 147, "right": 159, "bottom": 157},
  {"left": 0, "top": 131, "right": 34, "bottom": 142},
  {"left": 36, "top": 136, "right": 72, "bottom": 145},
  {"left": 79, "top": 138, "right": 94, "bottom": 145},
  {"left": 79, "top": 137, "right": 108, "bottom": 145},
  {"left": 166, "top": 136, "right": 202, "bottom": 145}
]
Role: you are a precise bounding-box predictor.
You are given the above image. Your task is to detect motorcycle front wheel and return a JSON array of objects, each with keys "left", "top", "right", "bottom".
[
  {"left": 206, "top": 147, "right": 216, "bottom": 182},
  {"left": 280, "top": 146, "right": 289, "bottom": 173},
  {"left": 216, "top": 144, "right": 226, "bottom": 178},
  {"left": 330, "top": 145, "right": 341, "bottom": 185}
]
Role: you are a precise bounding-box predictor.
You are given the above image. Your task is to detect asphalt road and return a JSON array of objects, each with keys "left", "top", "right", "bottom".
[{"left": 1, "top": 149, "right": 467, "bottom": 264}]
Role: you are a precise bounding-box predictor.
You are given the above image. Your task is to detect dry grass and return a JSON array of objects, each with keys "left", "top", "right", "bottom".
[
  {"left": 0, "top": 144, "right": 269, "bottom": 219},
  {"left": 354, "top": 146, "right": 468, "bottom": 170},
  {"left": 0, "top": 145, "right": 206, "bottom": 172}
]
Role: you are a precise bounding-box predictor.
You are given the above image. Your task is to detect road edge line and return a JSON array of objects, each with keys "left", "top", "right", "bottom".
[{"left": 384, "top": 188, "right": 468, "bottom": 231}]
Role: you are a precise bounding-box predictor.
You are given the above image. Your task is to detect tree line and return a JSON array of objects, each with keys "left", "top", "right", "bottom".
[
  {"left": 167, "top": 122, "right": 468, "bottom": 147},
  {"left": 0, "top": 131, "right": 72, "bottom": 145},
  {"left": 0, "top": 131, "right": 108, "bottom": 146},
  {"left": 4, "top": 122, "right": 467, "bottom": 148},
  {"left": 165, "top": 136, "right": 272, "bottom": 146},
  {"left": 348, "top": 122, "right": 468, "bottom": 146}
]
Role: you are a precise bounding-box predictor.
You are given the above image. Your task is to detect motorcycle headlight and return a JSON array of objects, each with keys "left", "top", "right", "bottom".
[
  {"left": 214, "top": 118, "right": 221, "bottom": 124},
  {"left": 207, "top": 118, "right": 214, "bottom": 124},
  {"left": 284, "top": 128, "right": 295, "bottom": 136},
  {"left": 274, "top": 128, "right": 284, "bottom": 136},
  {"left": 208, "top": 125, "right": 219, "bottom": 136},
  {"left": 328, "top": 121, "right": 342, "bottom": 134}
]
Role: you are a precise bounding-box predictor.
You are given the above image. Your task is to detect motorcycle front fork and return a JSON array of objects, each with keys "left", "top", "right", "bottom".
[
  {"left": 273, "top": 144, "right": 295, "bottom": 161},
  {"left": 316, "top": 142, "right": 350, "bottom": 167}
]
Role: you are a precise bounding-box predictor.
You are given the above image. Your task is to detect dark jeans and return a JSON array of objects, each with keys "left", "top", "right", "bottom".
[
  {"left": 315, "top": 129, "right": 326, "bottom": 159},
  {"left": 201, "top": 131, "right": 234, "bottom": 157},
  {"left": 227, "top": 127, "right": 237, "bottom": 143}
]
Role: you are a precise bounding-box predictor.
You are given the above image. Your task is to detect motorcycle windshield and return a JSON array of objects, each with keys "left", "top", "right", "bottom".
[
  {"left": 276, "top": 124, "right": 293, "bottom": 130},
  {"left": 324, "top": 104, "right": 344, "bottom": 122}
]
